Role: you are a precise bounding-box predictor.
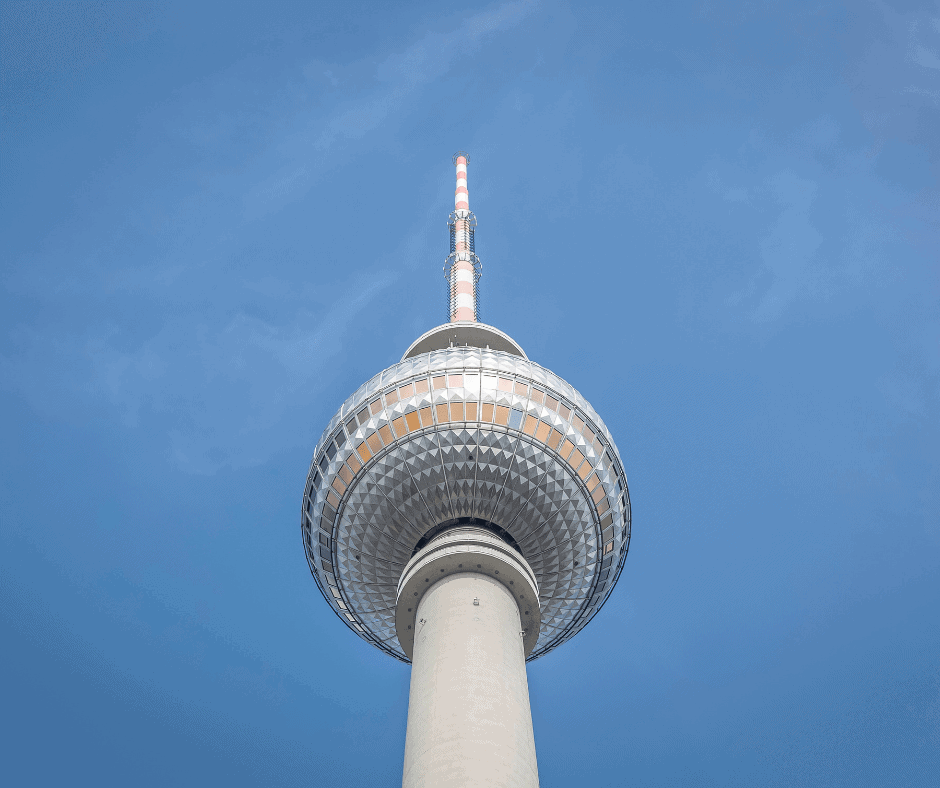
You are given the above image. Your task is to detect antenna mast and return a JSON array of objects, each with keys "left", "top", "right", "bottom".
[{"left": 445, "top": 152, "right": 482, "bottom": 322}]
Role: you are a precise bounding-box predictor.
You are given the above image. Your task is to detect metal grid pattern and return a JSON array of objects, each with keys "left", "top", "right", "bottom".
[
  {"left": 444, "top": 247, "right": 482, "bottom": 322},
  {"left": 445, "top": 209, "right": 481, "bottom": 322},
  {"left": 302, "top": 347, "right": 631, "bottom": 662}
]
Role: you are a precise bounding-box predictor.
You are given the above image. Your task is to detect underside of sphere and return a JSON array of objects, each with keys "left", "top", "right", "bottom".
[{"left": 302, "top": 339, "right": 631, "bottom": 662}]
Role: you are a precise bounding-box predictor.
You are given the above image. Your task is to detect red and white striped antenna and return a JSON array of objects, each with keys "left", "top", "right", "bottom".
[{"left": 445, "top": 152, "right": 482, "bottom": 322}]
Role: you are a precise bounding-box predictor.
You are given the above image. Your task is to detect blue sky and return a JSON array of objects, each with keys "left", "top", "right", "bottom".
[{"left": 1, "top": 1, "right": 938, "bottom": 785}]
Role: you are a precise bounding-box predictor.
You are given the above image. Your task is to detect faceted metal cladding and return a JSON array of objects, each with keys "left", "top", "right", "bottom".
[{"left": 302, "top": 340, "right": 632, "bottom": 663}]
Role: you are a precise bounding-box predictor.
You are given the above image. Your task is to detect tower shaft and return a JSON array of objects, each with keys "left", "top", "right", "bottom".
[
  {"left": 302, "top": 152, "right": 632, "bottom": 788},
  {"left": 402, "top": 572, "right": 539, "bottom": 788},
  {"left": 397, "top": 527, "right": 541, "bottom": 787}
]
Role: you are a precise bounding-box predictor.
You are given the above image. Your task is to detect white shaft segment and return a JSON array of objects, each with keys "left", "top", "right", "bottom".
[
  {"left": 451, "top": 153, "right": 477, "bottom": 322},
  {"left": 455, "top": 157, "right": 469, "bottom": 212},
  {"left": 402, "top": 572, "right": 540, "bottom": 788}
]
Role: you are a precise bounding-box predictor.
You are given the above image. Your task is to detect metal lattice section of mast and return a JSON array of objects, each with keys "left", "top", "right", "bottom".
[{"left": 444, "top": 210, "right": 482, "bottom": 322}]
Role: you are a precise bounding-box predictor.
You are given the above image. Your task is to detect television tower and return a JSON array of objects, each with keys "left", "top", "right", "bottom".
[{"left": 302, "top": 153, "right": 631, "bottom": 787}]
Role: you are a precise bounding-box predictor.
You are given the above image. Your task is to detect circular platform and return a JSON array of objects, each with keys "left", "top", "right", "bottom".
[
  {"left": 302, "top": 342, "right": 631, "bottom": 662},
  {"left": 396, "top": 526, "right": 542, "bottom": 659}
]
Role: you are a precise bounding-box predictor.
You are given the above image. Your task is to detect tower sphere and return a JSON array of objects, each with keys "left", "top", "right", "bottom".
[{"left": 302, "top": 321, "right": 632, "bottom": 662}]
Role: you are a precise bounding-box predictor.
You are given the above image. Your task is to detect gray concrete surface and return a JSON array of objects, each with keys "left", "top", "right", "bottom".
[{"left": 402, "top": 571, "right": 539, "bottom": 788}]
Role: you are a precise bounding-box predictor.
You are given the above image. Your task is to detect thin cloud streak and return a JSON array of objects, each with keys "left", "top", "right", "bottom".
[{"left": 244, "top": 1, "right": 535, "bottom": 215}]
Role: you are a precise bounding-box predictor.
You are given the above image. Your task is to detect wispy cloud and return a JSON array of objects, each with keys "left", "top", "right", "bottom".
[
  {"left": 751, "top": 172, "right": 824, "bottom": 323},
  {"left": 164, "top": 269, "right": 399, "bottom": 474},
  {"left": 244, "top": 1, "right": 535, "bottom": 216},
  {"left": 2, "top": 1, "right": 538, "bottom": 474},
  {"left": 909, "top": 17, "right": 940, "bottom": 70}
]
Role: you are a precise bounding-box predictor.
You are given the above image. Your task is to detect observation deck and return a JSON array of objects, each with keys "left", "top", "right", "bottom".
[{"left": 301, "top": 329, "right": 631, "bottom": 662}]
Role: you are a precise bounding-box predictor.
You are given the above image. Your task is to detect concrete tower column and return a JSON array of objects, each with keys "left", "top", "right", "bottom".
[{"left": 396, "top": 528, "right": 541, "bottom": 788}]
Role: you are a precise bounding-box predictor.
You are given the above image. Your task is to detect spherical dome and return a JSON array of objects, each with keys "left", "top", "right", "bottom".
[{"left": 302, "top": 335, "right": 631, "bottom": 662}]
